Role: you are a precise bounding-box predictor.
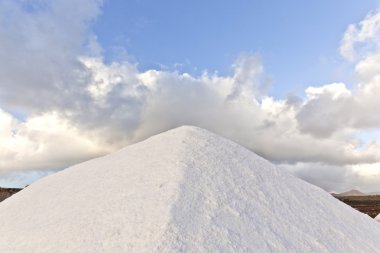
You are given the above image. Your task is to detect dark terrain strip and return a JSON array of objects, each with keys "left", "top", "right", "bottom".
[
  {"left": 334, "top": 195, "right": 380, "bottom": 218},
  {"left": 0, "top": 187, "right": 22, "bottom": 202},
  {"left": 0, "top": 187, "right": 379, "bottom": 218}
]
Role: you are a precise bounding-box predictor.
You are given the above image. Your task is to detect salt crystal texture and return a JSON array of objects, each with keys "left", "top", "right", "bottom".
[{"left": 0, "top": 126, "right": 379, "bottom": 252}]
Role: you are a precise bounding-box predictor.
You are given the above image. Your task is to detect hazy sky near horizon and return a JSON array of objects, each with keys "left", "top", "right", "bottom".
[{"left": 1, "top": 0, "right": 380, "bottom": 193}]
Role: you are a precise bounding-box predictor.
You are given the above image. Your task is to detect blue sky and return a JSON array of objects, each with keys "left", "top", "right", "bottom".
[
  {"left": 94, "top": 0, "right": 378, "bottom": 97},
  {"left": 1, "top": 0, "right": 380, "bottom": 192}
]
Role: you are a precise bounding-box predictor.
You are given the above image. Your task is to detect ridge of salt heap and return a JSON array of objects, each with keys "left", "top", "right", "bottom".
[{"left": 0, "top": 126, "right": 379, "bottom": 253}]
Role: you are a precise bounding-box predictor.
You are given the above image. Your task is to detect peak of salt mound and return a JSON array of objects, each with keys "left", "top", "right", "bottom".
[{"left": 0, "top": 126, "right": 379, "bottom": 253}]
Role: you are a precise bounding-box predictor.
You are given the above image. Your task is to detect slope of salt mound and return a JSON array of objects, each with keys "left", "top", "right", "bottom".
[
  {"left": 0, "top": 126, "right": 379, "bottom": 253},
  {"left": 376, "top": 213, "right": 380, "bottom": 222}
]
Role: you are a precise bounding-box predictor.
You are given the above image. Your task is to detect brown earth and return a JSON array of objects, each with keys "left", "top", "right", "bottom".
[
  {"left": 0, "top": 187, "right": 22, "bottom": 202},
  {"left": 334, "top": 195, "right": 380, "bottom": 218}
]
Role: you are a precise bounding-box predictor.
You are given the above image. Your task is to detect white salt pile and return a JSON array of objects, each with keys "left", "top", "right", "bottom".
[
  {"left": 0, "top": 126, "right": 379, "bottom": 252},
  {"left": 376, "top": 213, "right": 380, "bottom": 222}
]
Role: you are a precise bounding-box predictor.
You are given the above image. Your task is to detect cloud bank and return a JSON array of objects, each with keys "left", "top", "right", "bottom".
[{"left": 0, "top": 1, "right": 380, "bottom": 192}]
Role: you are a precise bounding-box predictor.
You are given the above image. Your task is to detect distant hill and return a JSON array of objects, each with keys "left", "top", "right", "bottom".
[{"left": 332, "top": 189, "right": 367, "bottom": 197}]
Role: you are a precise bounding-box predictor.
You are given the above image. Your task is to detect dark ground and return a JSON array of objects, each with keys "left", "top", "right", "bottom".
[
  {"left": 334, "top": 195, "right": 380, "bottom": 218},
  {"left": 0, "top": 187, "right": 22, "bottom": 202},
  {"left": 0, "top": 187, "right": 379, "bottom": 218}
]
